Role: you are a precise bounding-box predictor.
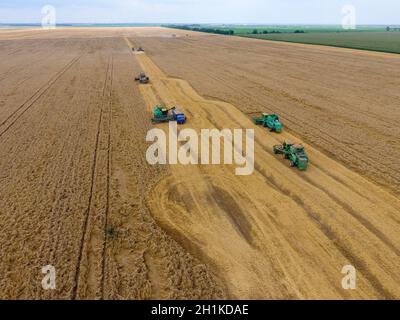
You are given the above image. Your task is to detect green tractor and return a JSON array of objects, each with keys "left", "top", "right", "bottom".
[
  {"left": 273, "top": 141, "right": 309, "bottom": 171},
  {"left": 254, "top": 114, "right": 282, "bottom": 133}
]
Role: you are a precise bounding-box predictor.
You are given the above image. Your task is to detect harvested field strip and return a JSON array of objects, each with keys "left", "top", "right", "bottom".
[
  {"left": 131, "top": 46, "right": 400, "bottom": 299},
  {"left": 134, "top": 30, "right": 400, "bottom": 194},
  {"left": 100, "top": 41, "right": 225, "bottom": 299}
]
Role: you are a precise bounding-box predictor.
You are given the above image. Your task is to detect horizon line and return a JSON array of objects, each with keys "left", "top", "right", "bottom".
[{"left": 1, "top": 23, "right": 399, "bottom": 26}]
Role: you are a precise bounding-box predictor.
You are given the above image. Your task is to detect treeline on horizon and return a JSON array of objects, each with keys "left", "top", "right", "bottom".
[
  {"left": 166, "top": 25, "right": 306, "bottom": 36},
  {"left": 167, "top": 25, "right": 235, "bottom": 35}
]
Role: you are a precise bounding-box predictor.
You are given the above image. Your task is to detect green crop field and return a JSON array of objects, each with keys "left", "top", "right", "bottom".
[
  {"left": 167, "top": 25, "right": 400, "bottom": 54},
  {"left": 243, "top": 31, "right": 400, "bottom": 54}
]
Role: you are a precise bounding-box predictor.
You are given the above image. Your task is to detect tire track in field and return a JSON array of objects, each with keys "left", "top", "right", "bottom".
[
  {"left": 100, "top": 55, "right": 114, "bottom": 300},
  {"left": 72, "top": 56, "right": 113, "bottom": 300},
  {"left": 0, "top": 54, "right": 80, "bottom": 124},
  {"left": 0, "top": 44, "right": 60, "bottom": 83},
  {"left": 0, "top": 55, "right": 82, "bottom": 139}
]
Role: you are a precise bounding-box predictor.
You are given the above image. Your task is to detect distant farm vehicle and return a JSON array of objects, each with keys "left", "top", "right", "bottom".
[
  {"left": 152, "top": 106, "right": 186, "bottom": 125},
  {"left": 254, "top": 113, "right": 282, "bottom": 133},
  {"left": 273, "top": 142, "right": 309, "bottom": 171},
  {"left": 137, "top": 47, "right": 144, "bottom": 52},
  {"left": 135, "top": 72, "right": 149, "bottom": 84}
]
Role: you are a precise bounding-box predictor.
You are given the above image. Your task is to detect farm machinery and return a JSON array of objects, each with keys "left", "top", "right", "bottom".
[
  {"left": 273, "top": 142, "right": 309, "bottom": 171},
  {"left": 152, "top": 106, "right": 186, "bottom": 125},
  {"left": 135, "top": 72, "right": 150, "bottom": 84},
  {"left": 254, "top": 114, "right": 282, "bottom": 133}
]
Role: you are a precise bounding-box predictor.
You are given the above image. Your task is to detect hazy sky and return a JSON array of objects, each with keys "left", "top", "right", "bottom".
[{"left": 0, "top": 0, "right": 398, "bottom": 24}]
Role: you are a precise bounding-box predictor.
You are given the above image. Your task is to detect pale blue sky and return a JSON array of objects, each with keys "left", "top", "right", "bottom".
[{"left": 0, "top": 0, "right": 398, "bottom": 24}]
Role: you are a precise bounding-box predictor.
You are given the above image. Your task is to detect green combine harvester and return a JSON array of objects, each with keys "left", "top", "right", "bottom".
[
  {"left": 152, "top": 106, "right": 186, "bottom": 124},
  {"left": 254, "top": 113, "right": 282, "bottom": 133},
  {"left": 273, "top": 141, "right": 309, "bottom": 171}
]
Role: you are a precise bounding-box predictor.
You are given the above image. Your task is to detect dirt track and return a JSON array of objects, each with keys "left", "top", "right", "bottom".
[{"left": 0, "top": 27, "right": 399, "bottom": 299}]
